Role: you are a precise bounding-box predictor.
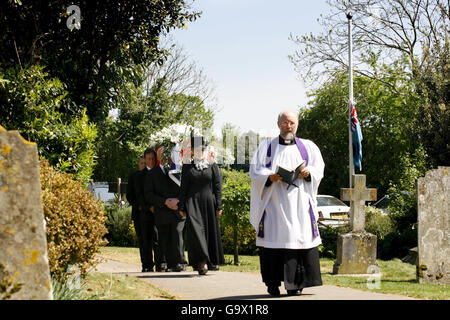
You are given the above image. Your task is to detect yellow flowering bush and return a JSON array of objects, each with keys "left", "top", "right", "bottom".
[{"left": 39, "top": 159, "right": 108, "bottom": 279}]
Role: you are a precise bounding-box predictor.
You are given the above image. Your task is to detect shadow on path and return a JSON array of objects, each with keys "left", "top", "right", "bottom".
[
  {"left": 137, "top": 274, "right": 200, "bottom": 279},
  {"left": 212, "top": 293, "right": 315, "bottom": 300}
]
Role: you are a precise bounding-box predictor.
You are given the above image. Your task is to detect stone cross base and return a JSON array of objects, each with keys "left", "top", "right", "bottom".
[{"left": 333, "top": 231, "right": 378, "bottom": 274}]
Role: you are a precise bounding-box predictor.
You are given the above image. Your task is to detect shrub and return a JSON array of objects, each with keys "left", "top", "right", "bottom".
[
  {"left": 104, "top": 205, "right": 137, "bottom": 247},
  {"left": 221, "top": 222, "right": 258, "bottom": 256},
  {"left": 365, "top": 206, "right": 395, "bottom": 241},
  {"left": 318, "top": 224, "right": 351, "bottom": 258},
  {"left": 318, "top": 206, "right": 394, "bottom": 258},
  {"left": 40, "top": 159, "right": 108, "bottom": 279},
  {"left": 0, "top": 65, "right": 98, "bottom": 186},
  {"left": 220, "top": 169, "right": 252, "bottom": 263}
]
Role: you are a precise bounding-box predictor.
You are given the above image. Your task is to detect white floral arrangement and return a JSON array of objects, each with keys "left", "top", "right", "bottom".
[
  {"left": 148, "top": 123, "right": 201, "bottom": 165},
  {"left": 149, "top": 123, "right": 235, "bottom": 180},
  {"left": 205, "top": 142, "right": 235, "bottom": 166}
]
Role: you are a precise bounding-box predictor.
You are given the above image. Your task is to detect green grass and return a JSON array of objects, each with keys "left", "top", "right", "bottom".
[
  {"left": 99, "top": 246, "right": 142, "bottom": 265},
  {"left": 221, "top": 255, "right": 261, "bottom": 273},
  {"left": 320, "top": 258, "right": 449, "bottom": 300},
  {"left": 98, "top": 246, "right": 261, "bottom": 272},
  {"left": 98, "top": 246, "right": 450, "bottom": 300},
  {"left": 81, "top": 272, "right": 176, "bottom": 300}
]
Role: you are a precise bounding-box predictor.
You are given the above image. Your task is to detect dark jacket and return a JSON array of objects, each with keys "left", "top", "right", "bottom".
[
  {"left": 145, "top": 165, "right": 185, "bottom": 226},
  {"left": 126, "top": 169, "right": 141, "bottom": 221},
  {"left": 136, "top": 167, "right": 154, "bottom": 221}
]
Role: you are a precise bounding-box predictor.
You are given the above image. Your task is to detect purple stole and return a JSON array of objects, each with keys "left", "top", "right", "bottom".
[{"left": 257, "top": 137, "right": 319, "bottom": 238}]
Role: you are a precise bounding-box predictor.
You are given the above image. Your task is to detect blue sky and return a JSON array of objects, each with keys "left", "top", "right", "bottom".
[{"left": 169, "top": 0, "right": 330, "bottom": 138}]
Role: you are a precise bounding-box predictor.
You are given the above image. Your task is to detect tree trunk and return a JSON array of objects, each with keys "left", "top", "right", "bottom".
[{"left": 233, "top": 217, "right": 239, "bottom": 265}]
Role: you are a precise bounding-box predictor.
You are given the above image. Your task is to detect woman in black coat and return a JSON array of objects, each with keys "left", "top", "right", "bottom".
[{"left": 178, "top": 137, "right": 225, "bottom": 275}]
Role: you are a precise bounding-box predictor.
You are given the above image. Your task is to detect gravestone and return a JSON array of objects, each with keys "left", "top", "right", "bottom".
[
  {"left": 416, "top": 166, "right": 449, "bottom": 284},
  {"left": 333, "top": 174, "right": 378, "bottom": 274},
  {"left": 0, "top": 125, "right": 53, "bottom": 299}
]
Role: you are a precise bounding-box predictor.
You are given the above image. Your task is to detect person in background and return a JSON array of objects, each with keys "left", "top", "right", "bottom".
[
  {"left": 126, "top": 157, "right": 147, "bottom": 272},
  {"left": 135, "top": 148, "right": 164, "bottom": 272},
  {"left": 145, "top": 147, "right": 186, "bottom": 272},
  {"left": 178, "top": 136, "right": 224, "bottom": 275}
]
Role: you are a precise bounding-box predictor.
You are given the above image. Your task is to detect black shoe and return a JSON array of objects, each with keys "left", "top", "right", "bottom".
[
  {"left": 142, "top": 267, "right": 153, "bottom": 272},
  {"left": 198, "top": 262, "right": 208, "bottom": 275},
  {"left": 208, "top": 264, "right": 220, "bottom": 271},
  {"left": 165, "top": 264, "right": 183, "bottom": 272},
  {"left": 287, "top": 289, "right": 303, "bottom": 296},
  {"left": 267, "top": 286, "right": 280, "bottom": 297},
  {"left": 172, "top": 264, "right": 184, "bottom": 272},
  {"left": 156, "top": 263, "right": 167, "bottom": 272}
]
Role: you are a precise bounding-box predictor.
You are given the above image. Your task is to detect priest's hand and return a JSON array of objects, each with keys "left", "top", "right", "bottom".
[
  {"left": 216, "top": 210, "right": 222, "bottom": 216},
  {"left": 269, "top": 174, "right": 283, "bottom": 182},
  {"left": 179, "top": 211, "right": 186, "bottom": 217},
  {"left": 298, "top": 167, "right": 310, "bottom": 179}
]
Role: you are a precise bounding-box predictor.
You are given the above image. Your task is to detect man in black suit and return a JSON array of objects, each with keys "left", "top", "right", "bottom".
[
  {"left": 134, "top": 148, "right": 163, "bottom": 272},
  {"left": 145, "top": 147, "right": 186, "bottom": 272},
  {"left": 126, "top": 156, "right": 148, "bottom": 272}
]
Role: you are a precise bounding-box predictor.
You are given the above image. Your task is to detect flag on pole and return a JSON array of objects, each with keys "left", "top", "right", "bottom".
[{"left": 350, "top": 102, "right": 363, "bottom": 170}]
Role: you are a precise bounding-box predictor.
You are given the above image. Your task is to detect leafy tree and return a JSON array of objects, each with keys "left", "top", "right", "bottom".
[
  {"left": 297, "top": 62, "right": 427, "bottom": 197},
  {"left": 0, "top": 64, "right": 97, "bottom": 185},
  {"left": 93, "top": 79, "right": 214, "bottom": 182},
  {"left": 414, "top": 36, "right": 450, "bottom": 166},
  {"left": 290, "top": 0, "right": 449, "bottom": 166},
  {"left": 0, "top": 0, "right": 201, "bottom": 123},
  {"left": 92, "top": 42, "right": 217, "bottom": 182}
]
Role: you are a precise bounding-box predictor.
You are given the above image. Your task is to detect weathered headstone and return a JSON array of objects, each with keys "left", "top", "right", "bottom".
[
  {"left": 333, "top": 174, "right": 378, "bottom": 274},
  {"left": 416, "top": 166, "right": 449, "bottom": 284},
  {"left": 0, "top": 125, "right": 53, "bottom": 299}
]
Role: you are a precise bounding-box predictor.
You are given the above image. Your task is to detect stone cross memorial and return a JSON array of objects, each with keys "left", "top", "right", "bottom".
[
  {"left": 341, "top": 175, "right": 377, "bottom": 231},
  {"left": 417, "top": 167, "right": 449, "bottom": 284},
  {"left": 333, "top": 174, "right": 378, "bottom": 274},
  {"left": 0, "top": 125, "right": 53, "bottom": 299}
]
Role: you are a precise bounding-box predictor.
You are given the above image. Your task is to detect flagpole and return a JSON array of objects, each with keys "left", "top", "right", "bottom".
[{"left": 347, "top": 12, "right": 355, "bottom": 188}]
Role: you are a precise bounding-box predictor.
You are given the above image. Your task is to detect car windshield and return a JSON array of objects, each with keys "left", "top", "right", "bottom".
[
  {"left": 375, "top": 197, "right": 390, "bottom": 209},
  {"left": 317, "top": 196, "right": 347, "bottom": 207}
]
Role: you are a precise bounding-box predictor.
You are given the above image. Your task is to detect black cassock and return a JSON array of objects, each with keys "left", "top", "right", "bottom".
[{"left": 178, "top": 163, "right": 225, "bottom": 268}]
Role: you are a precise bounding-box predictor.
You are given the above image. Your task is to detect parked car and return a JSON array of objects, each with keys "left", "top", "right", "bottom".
[{"left": 316, "top": 195, "right": 350, "bottom": 228}]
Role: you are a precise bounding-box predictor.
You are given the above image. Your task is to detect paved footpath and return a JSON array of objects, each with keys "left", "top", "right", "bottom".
[{"left": 93, "top": 258, "right": 417, "bottom": 300}]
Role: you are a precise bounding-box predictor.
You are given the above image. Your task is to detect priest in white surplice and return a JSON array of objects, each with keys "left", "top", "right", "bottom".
[{"left": 250, "top": 110, "right": 325, "bottom": 296}]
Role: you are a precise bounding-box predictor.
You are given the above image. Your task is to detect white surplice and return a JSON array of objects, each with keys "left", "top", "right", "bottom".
[{"left": 249, "top": 137, "right": 325, "bottom": 249}]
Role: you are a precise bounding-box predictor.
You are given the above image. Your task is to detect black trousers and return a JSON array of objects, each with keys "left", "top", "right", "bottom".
[
  {"left": 157, "top": 220, "right": 186, "bottom": 268},
  {"left": 258, "top": 246, "right": 322, "bottom": 290},
  {"left": 133, "top": 212, "right": 162, "bottom": 269}
]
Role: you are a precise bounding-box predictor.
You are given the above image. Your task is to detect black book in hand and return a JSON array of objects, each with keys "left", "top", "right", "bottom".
[{"left": 275, "top": 160, "right": 307, "bottom": 188}]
